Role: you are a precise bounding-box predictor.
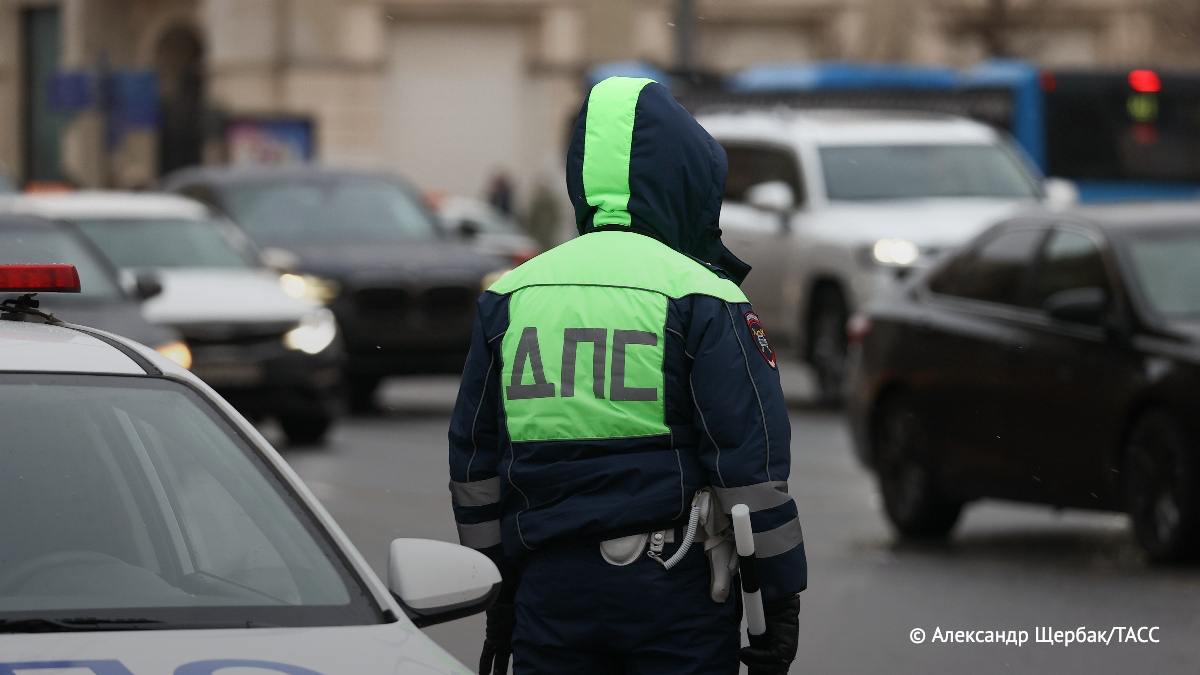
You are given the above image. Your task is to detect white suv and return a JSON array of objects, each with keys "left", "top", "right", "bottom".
[{"left": 698, "top": 108, "right": 1073, "bottom": 401}]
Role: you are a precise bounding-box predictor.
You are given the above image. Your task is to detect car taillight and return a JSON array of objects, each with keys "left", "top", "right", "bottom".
[
  {"left": 0, "top": 264, "right": 81, "bottom": 293},
  {"left": 847, "top": 313, "right": 872, "bottom": 346}
]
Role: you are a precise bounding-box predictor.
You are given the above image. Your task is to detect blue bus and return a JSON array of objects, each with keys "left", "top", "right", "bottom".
[{"left": 722, "top": 60, "right": 1200, "bottom": 203}]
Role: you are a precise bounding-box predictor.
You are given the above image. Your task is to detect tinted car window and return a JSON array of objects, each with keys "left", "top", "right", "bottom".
[
  {"left": 220, "top": 176, "right": 439, "bottom": 247},
  {"left": 929, "top": 227, "right": 1044, "bottom": 305},
  {"left": 0, "top": 374, "right": 379, "bottom": 627},
  {"left": 722, "top": 144, "right": 804, "bottom": 205},
  {"left": 820, "top": 144, "right": 1039, "bottom": 201},
  {"left": 1030, "top": 230, "right": 1110, "bottom": 308},
  {"left": 1126, "top": 227, "right": 1200, "bottom": 318}
]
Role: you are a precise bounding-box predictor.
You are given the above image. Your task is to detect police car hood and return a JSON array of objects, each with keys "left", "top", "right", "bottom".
[
  {"left": 0, "top": 623, "right": 471, "bottom": 674},
  {"left": 140, "top": 268, "right": 319, "bottom": 325},
  {"left": 566, "top": 77, "right": 749, "bottom": 283}
]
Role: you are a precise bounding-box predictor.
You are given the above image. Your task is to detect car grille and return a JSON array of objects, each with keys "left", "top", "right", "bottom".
[
  {"left": 176, "top": 321, "right": 294, "bottom": 347},
  {"left": 354, "top": 285, "right": 475, "bottom": 316}
]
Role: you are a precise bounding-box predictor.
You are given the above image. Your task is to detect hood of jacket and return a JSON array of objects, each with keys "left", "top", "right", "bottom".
[{"left": 565, "top": 77, "right": 750, "bottom": 284}]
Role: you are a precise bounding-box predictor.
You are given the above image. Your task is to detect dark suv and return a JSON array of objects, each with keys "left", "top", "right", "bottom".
[{"left": 164, "top": 166, "right": 506, "bottom": 408}]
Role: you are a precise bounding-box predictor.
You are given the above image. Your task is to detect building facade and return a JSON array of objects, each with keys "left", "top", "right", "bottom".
[{"left": 0, "top": 0, "right": 1190, "bottom": 208}]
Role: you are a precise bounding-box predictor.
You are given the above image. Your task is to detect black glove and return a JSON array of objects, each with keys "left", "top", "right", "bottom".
[
  {"left": 740, "top": 594, "right": 800, "bottom": 675},
  {"left": 478, "top": 602, "right": 514, "bottom": 675}
]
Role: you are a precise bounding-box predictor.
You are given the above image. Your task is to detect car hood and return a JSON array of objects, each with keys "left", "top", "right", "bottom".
[
  {"left": 141, "top": 269, "right": 318, "bottom": 326},
  {"left": 281, "top": 241, "right": 504, "bottom": 284},
  {"left": 813, "top": 198, "right": 1037, "bottom": 248},
  {"left": 0, "top": 623, "right": 471, "bottom": 674}
]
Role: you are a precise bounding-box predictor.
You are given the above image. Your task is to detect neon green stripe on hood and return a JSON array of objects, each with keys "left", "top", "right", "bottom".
[{"left": 580, "top": 77, "right": 655, "bottom": 227}]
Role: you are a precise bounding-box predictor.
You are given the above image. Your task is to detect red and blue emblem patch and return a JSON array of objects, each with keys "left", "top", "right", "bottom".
[{"left": 744, "top": 311, "right": 777, "bottom": 369}]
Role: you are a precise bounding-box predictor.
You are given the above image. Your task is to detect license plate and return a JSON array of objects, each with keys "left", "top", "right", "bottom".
[{"left": 192, "top": 361, "right": 265, "bottom": 386}]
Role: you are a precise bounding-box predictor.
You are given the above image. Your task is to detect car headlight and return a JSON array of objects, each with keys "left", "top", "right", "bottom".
[
  {"left": 284, "top": 308, "right": 338, "bottom": 355},
  {"left": 280, "top": 273, "right": 341, "bottom": 304},
  {"left": 155, "top": 340, "right": 193, "bottom": 370},
  {"left": 481, "top": 269, "right": 513, "bottom": 291},
  {"left": 868, "top": 238, "right": 920, "bottom": 267}
]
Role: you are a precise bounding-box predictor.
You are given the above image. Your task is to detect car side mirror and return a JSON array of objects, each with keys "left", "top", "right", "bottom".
[
  {"left": 260, "top": 247, "right": 300, "bottom": 273},
  {"left": 387, "top": 538, "right": 501, "bottom": 627},
  {"left": 457, "top": 219, "right": 482, "bottom": 240},
  {"left": 745, "top": 181, "right": 794, "bottom": 214},
  {"left": 1044, "top": 286, "right": 1108, "bottom": 325},
  {"left": 131, "top": 270, "right": 163, "bottom": 300},
  {"left": 1042, "top": 177, "right": 1079, "bottom": 210}
]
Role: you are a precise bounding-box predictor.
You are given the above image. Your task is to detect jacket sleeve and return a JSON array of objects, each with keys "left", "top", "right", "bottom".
[
  {"left": 687, "top": 296, "right": 807, "bottom": 601},
  {"left": 447, "top": 295, "right": 511, "bottom": 583}
]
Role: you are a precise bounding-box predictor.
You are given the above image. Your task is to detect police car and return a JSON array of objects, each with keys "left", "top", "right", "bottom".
[{"left": 0, "top": 265, "right": 496, "bottom": 673}]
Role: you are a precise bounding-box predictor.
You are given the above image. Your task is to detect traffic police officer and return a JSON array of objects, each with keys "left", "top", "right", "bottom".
[{"left": 449, "top": 76, "right": 807, "bottom": 674}]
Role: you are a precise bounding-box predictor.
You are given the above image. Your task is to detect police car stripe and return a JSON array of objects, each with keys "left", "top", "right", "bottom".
[
  {"left": 753, "top": 517, "right": 805, "bottom": 558},
  {"left": 450, "top": 476, "right": 502, "bottom": 507},
  {"left": 457, "top": 519, "right": 502, "bottom": 549},
  {"left": 714, "top": 481, "right": 791, "bottom": 513}
]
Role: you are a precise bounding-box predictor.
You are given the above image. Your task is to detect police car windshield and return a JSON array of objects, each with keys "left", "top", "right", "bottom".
[
  {"left": 819, "top": 144, "right": 1040, "bottom": 201},
  {"left": 72, "top": 217, "right": 256, "bottom": 269},
  {"left": 219, "top": 177, "right": 439, "bottom": 247},
  {"left": 0, "top": 374, "right": 382, "bottom": 629},
  {"left": 0, "top": 228, "right": 121, "bottom": 300}
]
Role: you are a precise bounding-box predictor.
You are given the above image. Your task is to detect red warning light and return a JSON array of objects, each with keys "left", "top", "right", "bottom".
[
  {"left": 0, "top": 264, "right": 82, "bottom": 293},
  {"left": 1129, "top": 69, "right": 1161, "bottom": 94}
]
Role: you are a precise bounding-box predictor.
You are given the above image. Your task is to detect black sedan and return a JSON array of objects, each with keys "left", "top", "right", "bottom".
[
  {"left": 163, "top": 166, "right": 508, "bottom": 409},
  {"left": 848, "top": 203, "right": 1200, "bottom": 561},
  {"left": 0, "top": 213, "right": 186, "bottom": 364}
]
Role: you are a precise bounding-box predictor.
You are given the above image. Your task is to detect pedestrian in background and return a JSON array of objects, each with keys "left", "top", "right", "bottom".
[{"left": 449, "top": 76, "right": 806, "bottom": 675}]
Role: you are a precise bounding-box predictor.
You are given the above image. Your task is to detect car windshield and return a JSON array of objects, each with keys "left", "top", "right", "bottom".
[
  {"left": 819, "top": 143, "right": 1040, "bottom": 201},
  {"left": 1125, "top": 228, "right": 1200, "bottom": 318},
  {"left": 0, "top": 227, "right": 122, "bottom": 300},
  {"left": 0, "top": 374, "right": 381, "bottom": 629},
  {"left": 219, "top": 176, "right": 439, "bottom": 247},
  {"left": 72, "top": 217, "right": 255, "bottom": 269}
]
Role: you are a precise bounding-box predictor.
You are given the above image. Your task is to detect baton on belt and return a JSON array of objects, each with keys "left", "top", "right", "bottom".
[{"left": 731, "top": 503, "right": 766, "bottom": 638}]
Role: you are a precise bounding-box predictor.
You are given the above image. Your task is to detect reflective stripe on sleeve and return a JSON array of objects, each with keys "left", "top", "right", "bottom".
[
  {"left": 450, "top": 476, "right": 502, "bottom": 507},
  {"left": 456, "top": 519, "right": 502, "bottom": 549},
  {"left": 753, "top": 517, "right": 805, "bottom": 558},
  {"left": 714, "top": 481, "right": 791, "bottom": 513}
]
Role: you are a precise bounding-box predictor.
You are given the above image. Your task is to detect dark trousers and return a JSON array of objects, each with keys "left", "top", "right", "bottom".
[{"left": 513, "top": 538, "right": 741, "bottom": 674}]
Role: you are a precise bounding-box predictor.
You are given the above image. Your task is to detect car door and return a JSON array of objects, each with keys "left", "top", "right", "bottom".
[
  {"left": 919, "top": 226, "right": 1047, "bottom": 496},
  {"left": 717, "top": 142, "right": 806, "bottom": 335},
  {"left": 1002, "top": 226, "right": 1138, "bottom": 507}
]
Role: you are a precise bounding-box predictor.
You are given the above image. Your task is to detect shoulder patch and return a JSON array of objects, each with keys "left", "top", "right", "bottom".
[{"left": 744, "top": 311, "right": 777, "bottom": 369}]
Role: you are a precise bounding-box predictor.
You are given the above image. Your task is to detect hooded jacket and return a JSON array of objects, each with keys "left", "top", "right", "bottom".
[{"left": 448, "top": 77, "right": 806, "bottom": 602}]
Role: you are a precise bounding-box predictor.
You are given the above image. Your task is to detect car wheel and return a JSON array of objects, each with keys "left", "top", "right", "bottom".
[
  {"left": 809, "top": 286, "right": 848, "bottom": 406},
  {"left": 874, "top": 394, "right": 963, "bottom": 539},
  {"left": 280, "top": 415, "right": 334, "bottom": 446},
  {"left": 1124, "top": 411, "right": 1200, "bottom": 562},
  {"left": 348, "top": 376, "right": 381, "bottom": 414}
]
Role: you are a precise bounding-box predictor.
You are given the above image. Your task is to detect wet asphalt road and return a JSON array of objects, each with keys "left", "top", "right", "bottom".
[{"left": 276, "top": 364, "right": 1200, "bottom": 674}]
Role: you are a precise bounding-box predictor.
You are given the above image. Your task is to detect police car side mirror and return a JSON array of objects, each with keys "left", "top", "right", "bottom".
[
  {"left": 133, "top": 271, "right": 163, "bottom": 300},
  {"left": 387, "top": 538, "right": 501, "bottom": 627}
]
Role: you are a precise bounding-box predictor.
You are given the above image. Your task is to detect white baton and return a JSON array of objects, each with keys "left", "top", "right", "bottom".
[{"left": 731, "top": 503, "right": 766, "bottom": 636}]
